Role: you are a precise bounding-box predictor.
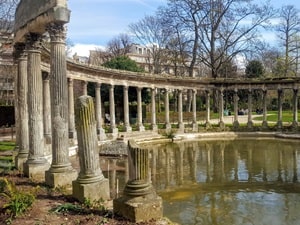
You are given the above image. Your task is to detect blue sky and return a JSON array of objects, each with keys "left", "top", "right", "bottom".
[{"left": 67, "top": 0, "right": 300, "bottom": 57}]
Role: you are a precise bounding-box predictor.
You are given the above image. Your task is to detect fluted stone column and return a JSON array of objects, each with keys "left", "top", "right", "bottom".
[
  {"left": 178, "top": 89, "right": 184, "bottom": 133},
  {"left": 24, "top": 33, "right": 49, "bottom": 180},
  {"left": 137, "top": 87, "right": 145, "bottom": 131},
  {"left": 109, "top": 84, "right": 118, "bottom": 136},
  {"left": 277, "top": 88, "right": 283, "bottom": 130},
  {"left": 68, "top": 78, "right": 76, "bottom": 139},
  {"left": 123, "top": 86, "right": 132, "bottom": 132},
  {"left": 247, "top": 89, "right": 253, "bottom": 129},
  {"left": 42, "top": 72, "right": 52, "bottom": 159},
  {"left": 72, "top": 96, "right": 109, "bottom": 202},
  {"left": 114, "top": 140, "right": 162, "bottom": 223},
  {"left": 292, "top": 88, "right": 298, "bottom": 129},
  {"left": 45, "top": 23, "right": 77, "bottom": 187},
  {"left": 13, "top": 51, "right": 19, "bottom": 152},
  {"left": 43, "top": 72, "right": 51, "bottom": 142},
  {"left": 205, "top": 90, "right": 211, "bottom": 128},
  {"left": 233, "top": 88, "right": 239, "bottom": 129},
  {"left": 151, "top": 88, "right": 158, "bottom": 131},
  {"left": 82, "top": 80, "right": 88, "bottom": 95},
  {"left": 192, "top": 89, "right": 198, "bottom": 132},
  {"left": 262, "top": 89, "right": 268, "bottom": 129},
  {"left": 14, "top": 43, "right": 29, "bottom": 171},
  {"left": 95, "top": 83, "right": 107, "bottom": 140},
  {"left": 219, "top": 89, "right": 225, "bottom": 129},
  {"left": 165, "top": 89, "right": 171, "bottom": 131}
]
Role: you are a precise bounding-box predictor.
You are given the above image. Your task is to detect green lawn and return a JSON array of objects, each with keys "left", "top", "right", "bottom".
[
  {"left": 0, "top": 141, "right": 15, "bottom": 152},
  {"left": 253, "top": 111, "right": 299, "bottom": 122}
]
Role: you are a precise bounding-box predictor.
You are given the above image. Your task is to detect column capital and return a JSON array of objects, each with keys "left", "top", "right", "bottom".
[
  {"left": 25, "top": 33, "right": 43, "bottom": 52},
  {"left": 46, "top": 23, "right": 66, "bottom": 43},
  {"left": 13, "top": 43, "right": 27, "bottom": 60}
]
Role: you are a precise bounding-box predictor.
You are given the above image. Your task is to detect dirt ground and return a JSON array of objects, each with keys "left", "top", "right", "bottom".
[
  {"left": 0, "top": 148, "right": 175, "bottom": 225},
  {"left": 0, "top": 170, "right": 176, "bottom": 225}
]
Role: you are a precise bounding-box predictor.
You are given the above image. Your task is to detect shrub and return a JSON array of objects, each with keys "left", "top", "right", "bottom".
[{"left": 0, "top": 178, "right": 35, "bottom": 218}]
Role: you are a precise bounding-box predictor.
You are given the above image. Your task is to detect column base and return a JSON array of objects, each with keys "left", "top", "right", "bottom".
[
  {"left": 205, "top": 121, "right": 211, "bottom": 129},
  {"left": 15, "top": 153, "right": 28, "bottom": 172},
  {"left": 97, "top": 128, "right": 107, "bottom": 141},
  {"left": 292, "top": 121, "right": 298, "bottom": 130},
  {"left": 137, "top": 125, "right": 145, "bottom": 131},
  {"left": 72, "top": 178, "right": 109, "bottom": 203},
  {"left": 151, "top": 124, "right": 158, "bottom": 132},
  {"left": 24, "top": 161, "right": 50, "bottom": 181},
  {"left": 192, "top": 122, "right": 198, "bottom": 132},
  {"left": 109, "top": 127, "right": 119, "bottom": 138},
  {"left": 247, "top": 121, "right": 253, "bottom": 129},
  {"left": 124, "top": 126, "right": 132, "bottom": 132},
  {"left": 262, "top": 121, "right": 268, "bottom": 129},
  {"left": 276, "top": 121, "right": 283, "bottom": 131},
  {"left": 165, "top": 123, "right": 172, "bottom": 132},
  {"left": 113, "top": 194, "right": 163, "bottom": 223},
  {"left": 177, "top": 123, "right": 185, "bottom": 133},
  {"left": 219, "top": 121, "right": 225, "bottom": 129},
  {"left": 45, "top": 168, "right": 78, "bottom": 188},
  {"left": 233, "top": 121, "right": 239, "bottom": 129}
]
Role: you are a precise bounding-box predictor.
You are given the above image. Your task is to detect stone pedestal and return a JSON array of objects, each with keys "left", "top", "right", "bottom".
[
  {"left": 15, "top": 155, "right": 28, "bottom": 173},
  {"left": 205, "top": 121, "right": 211, "bottom": 129},
  {"left": 45, "top": 169, "right": 77, "bottom": 187},
  {"left": 233, "top": 121, "right": 239, "bottom": 129},
  {"left": 24, "top": 161, "right": 50, "bottom": 181},
  {"left": 114, "top": 194, "right": 162, "bottom": 223},
  {"left": 192, "top": 122, "right": 198, "bottom": 132},
  {"left": 113, "top": 140, "right": 163, "bottom": 223},
  {"left": 247, "top": 121, "right": 253, "bottom": 130},
  {"left": 73, "top": 178, "right": 110, "bottom": 203}
]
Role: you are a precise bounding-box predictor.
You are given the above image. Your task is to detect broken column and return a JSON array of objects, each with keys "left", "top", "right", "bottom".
[
  {"left": 113, "top": 140, "right": 162, "bottom": 223},
  {"left": 72, "top": 95, "right": 110, "bottom": 202}
]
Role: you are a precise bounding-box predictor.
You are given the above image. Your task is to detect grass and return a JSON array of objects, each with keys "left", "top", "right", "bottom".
[
  {"left": 253, "top": 110, "right": 300, "bottom": 122},
  {"left": 0, "top": 141, "right": 15, "bottom": 151}
]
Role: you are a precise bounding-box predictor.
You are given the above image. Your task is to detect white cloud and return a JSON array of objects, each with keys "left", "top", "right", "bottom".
[{"left": 69, "top": 43, "right": 105, "bottom": 57}]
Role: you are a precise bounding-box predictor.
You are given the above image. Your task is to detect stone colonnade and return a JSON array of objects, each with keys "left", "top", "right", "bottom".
[
  {"left": 14, "top": 22, "right": 77, "bottom": 186},
  {"left": 14, "top": 39, "right": 300, "bottom": 177},
  {"left": 65, "top": 82, "right": 299, "bottom": 138}
]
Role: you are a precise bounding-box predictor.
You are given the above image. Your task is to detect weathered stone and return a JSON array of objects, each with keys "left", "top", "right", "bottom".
[
  {"left": 113, "top": 195, "right": 163, "bottom": 223},
  {"left": 113, "top": 140, "right": 163, "bottom": 223},
  {"left": 24, "top": 33, "right": 50, "bottom": 180},
  {"left": 72, "top": 95, "right": 109, "bottom": 202},
  {"left": 45, "top": 23, "right": 77, "bottom": 188}
]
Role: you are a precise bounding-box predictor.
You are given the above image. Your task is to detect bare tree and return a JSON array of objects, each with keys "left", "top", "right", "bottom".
[
  {"left": 106, "top": 33, "right": 132, "bottom": 57},
  {"left": 0, "top": 0, "right": 18, "bottom": 32},
  {"left": 161, "top": 0, "right": 275, "bottom": 111},
  {"left": 276, "top": 5, "right": 300, "bottom": 77},
  {"left": 129, "top": 14, "right": 172, "bottom": 74}
]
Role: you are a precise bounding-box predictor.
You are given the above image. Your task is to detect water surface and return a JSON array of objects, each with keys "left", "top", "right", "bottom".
[{"left": 105, "top": 138, "right": 300, "bottom": 225}]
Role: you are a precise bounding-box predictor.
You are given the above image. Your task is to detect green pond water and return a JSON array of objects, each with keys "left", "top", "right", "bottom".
[{"left": 104, "top": 138, "right": 300, "bottom": 225}]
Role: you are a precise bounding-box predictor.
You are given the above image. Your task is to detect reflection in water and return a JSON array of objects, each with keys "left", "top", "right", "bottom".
[{"left": 103, "top": 139, "right": 300, "bottom": 225}]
